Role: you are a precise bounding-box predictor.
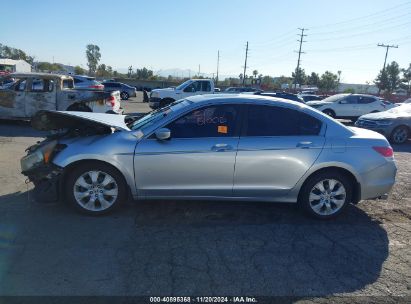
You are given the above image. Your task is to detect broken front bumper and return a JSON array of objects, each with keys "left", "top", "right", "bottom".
[{"left": 22, "top": 163, "right": 63, "bottom": 203}]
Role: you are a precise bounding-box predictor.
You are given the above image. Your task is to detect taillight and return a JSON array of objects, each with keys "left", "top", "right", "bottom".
[
  {"left": 89, "top": 85, "right": 104, "bottom": 89},
  {"left": 106, "top": 96, "right": 116, "bottom": 107},
  {"left": 373, "top": 146, "right": 393, "bottom": 157}
]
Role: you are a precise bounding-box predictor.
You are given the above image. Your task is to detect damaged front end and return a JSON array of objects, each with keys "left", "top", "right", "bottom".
[
  {"left": 21, "top": 139, "right": 66, "bottom": 202},
  {"left": 21, "top": 109, "right": 128, "bottom": 203}
]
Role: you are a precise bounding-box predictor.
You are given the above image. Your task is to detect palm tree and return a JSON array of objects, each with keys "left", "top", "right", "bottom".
[{"left": 253, "top": 70, "right": 258, "bottom": 78}]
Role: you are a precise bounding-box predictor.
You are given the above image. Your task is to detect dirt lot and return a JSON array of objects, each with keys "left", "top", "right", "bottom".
[{"left": 0, "top": 93, "right": 410, "bottom": 302}]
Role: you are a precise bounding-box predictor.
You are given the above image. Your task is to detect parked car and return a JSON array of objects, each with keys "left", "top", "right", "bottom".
[
  {"left": 72, "top": 75, "right": 104, "bottom": 90},
  {"left": 307, "top": 94, "right": 396, "bottom": 120},
  {"left": 0, "top": 73, "right": 122, "bottom": 119},
  {"left": 103, "top": 82, "right": 137, "bottom": 100},
  {"left": 401, "top": 97, "right": 411, "bottom": 104},
  {"left": 258, "top": 92, "right": 304, "bottom": 103},
  {"left": 149, "top": 79, "right": 215, "bottom": 109},
  {"left": 299, "top": 94, "right": 322, "bottom": 102},
  {"left": 355, "top": 103, "right": 411, "bottom": 144},
  {"left": 225, "top": 87, "right": 261, "bottom": 93},
  {"left": 21, "top": 94, "right": 396, "bottom": 219}
]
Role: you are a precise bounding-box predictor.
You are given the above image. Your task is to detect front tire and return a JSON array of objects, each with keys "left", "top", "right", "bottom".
[
  {"left": 323, "top": 109, "right": 336, "bottom": 118},
  {"left": 65, "top": 162, "right": 127, "bottom": 215},
  {"left": 120, "top": 92, "right": 129, "bottom": 100},
  {"left": 390, "top": 126, "right": 409, "bottom": 144},
  {"left": 299, "top": 171, "right": 352, "bottom": 219}
]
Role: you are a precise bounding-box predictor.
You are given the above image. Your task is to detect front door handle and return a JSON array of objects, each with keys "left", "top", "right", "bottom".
[
  {"left": 211, "top": 143, "right": 233, "bottom": 152},
  {"left": 296, "top": 141, "right": 315, "bottom": 149}
]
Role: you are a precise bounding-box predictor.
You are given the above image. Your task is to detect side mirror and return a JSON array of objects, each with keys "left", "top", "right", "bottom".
[{"left": 155, "top": 128, "right": 171, "bottom": 140}]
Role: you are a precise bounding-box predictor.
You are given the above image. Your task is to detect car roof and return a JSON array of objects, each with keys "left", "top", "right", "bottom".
[
  {"left": 8, "top": 72, "right": 70, "bottom": 79},
  {"left": 186, "top": 94, "right": 305, "bottom": 109}
]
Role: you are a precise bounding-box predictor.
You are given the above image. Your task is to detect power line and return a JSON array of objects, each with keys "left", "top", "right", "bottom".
[
  {"left": 293, "top": 28, "right": 307, "bottom": 90},
  {"left": 377, "top": 43, "right": 399, "bottom": 94},
  {"left": 242, "top": 41, "right": 249, "bottom": 86}
]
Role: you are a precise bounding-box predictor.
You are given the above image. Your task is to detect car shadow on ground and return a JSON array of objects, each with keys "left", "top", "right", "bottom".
[
  {"left": 0, "top": 190, "right": 389, "bottom": 296},
  {"left": 0, "top": 119, "right": 46, "bottom": 138}
]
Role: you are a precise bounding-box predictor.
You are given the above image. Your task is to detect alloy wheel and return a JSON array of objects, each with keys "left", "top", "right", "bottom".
[
  {"left": 73, "top": 170, "right": 118, "bottom": 212},
  {"left": 308, "top": 179, "right": 346, "bottom": 216},
  {"left": 392, "top": 127, "right": 408, "bottom": 144}
]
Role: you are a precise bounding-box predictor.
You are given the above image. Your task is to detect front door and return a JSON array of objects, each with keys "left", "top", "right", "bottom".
[
  {"left": 24, "top": 78, "right": 56, "bottom": 117},
  {"left": 134, "top": 104, "right": 241, "bottom": 198},
  {"left": 234, "top": 104, "right": 325, "bottom": 198}
]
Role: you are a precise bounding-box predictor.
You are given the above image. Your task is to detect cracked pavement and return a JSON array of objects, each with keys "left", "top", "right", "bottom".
[{"left": 0, "top": 94, "right": 410, "bottom": 301}]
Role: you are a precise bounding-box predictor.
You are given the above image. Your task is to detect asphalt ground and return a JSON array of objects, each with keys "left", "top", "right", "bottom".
[{"left": 0, "top": 92, "right": 409, "bottom": 302}]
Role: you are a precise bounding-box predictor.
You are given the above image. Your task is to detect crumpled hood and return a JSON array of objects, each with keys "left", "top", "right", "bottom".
[{"left": 31, "top": 110, "right": 130, "bottom": 131}]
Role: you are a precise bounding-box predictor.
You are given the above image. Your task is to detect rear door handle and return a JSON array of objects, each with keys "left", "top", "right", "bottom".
[
  {"left": 296, "top": 141, "right": 315, "bottom": 149},
  {"left": 211, "top": 143, "right": 233, "bottom": 152}
]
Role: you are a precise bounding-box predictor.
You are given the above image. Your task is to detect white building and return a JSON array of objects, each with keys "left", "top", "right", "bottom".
[{"left": 0, "top": 59, "right": 31, "bottom": 74}]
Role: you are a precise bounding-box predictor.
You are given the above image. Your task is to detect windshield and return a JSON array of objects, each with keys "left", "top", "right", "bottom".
[
  {"left": 321, "top": 94, "right": 349, "bottom": 103},
  {"left": 176, "top": 80, "right": 192, "bottom": 90},
  {"left": 130, "top": 99, "right": 192, "bottom": 130}
]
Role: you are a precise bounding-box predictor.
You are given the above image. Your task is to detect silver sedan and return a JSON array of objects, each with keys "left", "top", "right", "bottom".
[{"left": 21, "top": 95, "right": 397, "bottom": 219}]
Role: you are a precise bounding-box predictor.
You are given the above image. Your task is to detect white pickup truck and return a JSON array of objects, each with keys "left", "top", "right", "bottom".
[{"left": 149, "top": 79, "right": 215, "bottom": 109}]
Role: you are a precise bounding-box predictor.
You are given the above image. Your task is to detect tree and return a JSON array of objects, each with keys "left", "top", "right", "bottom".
[
  {"left": 292, "top": 67, "right": 306, "bottom": 86},
  {"left": 135, "top": 67, "right": 154, "bottom": 79},
  {"left": 36, "top": 62, "right": 62, "bottom": 72},
  {"left": 375, "top": 61, "right": 401, "bottom": 94},
  {"left": 86, "top": 44, "right": 101, "bottom": 75},
  {"left": 401, "top": 63, "right": 411, "bottom": 96},
  {"left": 0, "top": 43, "right": 34, "bottom": 64},
  {"left": 318, "top": 71, "right": 339, "bottom": 93},
  {"left": 252, "top": 70, "right": 258, "bottom": 78},
  {"left": 306, "top": 72, "right": 320, "bottom": 86},
  {"left": 74, "top": 65, "right": 86, "bottom": 75}
]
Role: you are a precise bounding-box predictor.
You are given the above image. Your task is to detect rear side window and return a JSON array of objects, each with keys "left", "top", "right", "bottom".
[
  {"left": 62, "top": 79, "right": 74, "bottom": 89},
  {"left": 166, "top": 105, "right": 239, "bottom": 138},
  {"left": 358, "top": 96, "right": 375, "bottom": 104},
  {"left": 201, "top": 81, "right": 211, "bottom": 92},
  {"left": 245, "top": 105, "right": 322, "bottom": 136}
]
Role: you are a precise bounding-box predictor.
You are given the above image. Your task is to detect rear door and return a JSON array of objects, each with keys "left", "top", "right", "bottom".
[
  {"left": 24, "top": 78, "right": 56, "bottom": 117},
  {"left": 233, "top": 104, "right": 325, "bottom": 198},
  {"left": 338, "top": 95, "right": 358, "bottom": 117},
  {"left": 357, "top": 96, "right": 380, "bottom": 114}
]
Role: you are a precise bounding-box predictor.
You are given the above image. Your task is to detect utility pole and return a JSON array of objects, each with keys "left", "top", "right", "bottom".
[
  {"left": 216, "top": 50, "right": 220, "bottom": 85},
  {"left": 377, "top": 43, "right": 399, "bottom": 94},
  {"left": 242, "top": 41, "right": 249, "bottom": 86},
  {"left": 198, "top": 64, "right": 201, "bottom": 76},
  {"left": 293, "top": 28, "right": 308, "bottom": 90}
]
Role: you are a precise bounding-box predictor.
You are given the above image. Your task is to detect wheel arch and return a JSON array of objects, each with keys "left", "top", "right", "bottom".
[
  {"left": 297, "top": 166, "right": 361, "bottom": 204},
  {"left": 59, "top": 159, "right": 133, "bottom": 201}
]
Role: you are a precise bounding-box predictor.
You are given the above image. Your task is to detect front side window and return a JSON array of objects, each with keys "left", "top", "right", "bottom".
[
  {"left": 62, "top": 79, "right": 74, "bottom": 89},
  {"left": 15, "top": 79, "right": 27, "bottom": 91},
  {"left": 166, "top": 105, "right": 238, "bottom": 138},
  {"left": 344, "top": 96, "right": 358, "bottom": 104},
  {"left": 246, "top": 105, "right": 322, "bottom": 136}
]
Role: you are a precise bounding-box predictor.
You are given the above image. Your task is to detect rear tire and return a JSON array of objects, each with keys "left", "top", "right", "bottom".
[
  {"left": 65, "top": 162, "right": 127, "bottom": 215},
  {"left": 390, "top": 126, "right": 409, "bottom": 144},
  {"left": 323, "top": 109, "right": 336, "bottom": 118},
  {"left": 299, "top": 171, "right": 352, "bottom": 219},
  {"left": 120, "top": 92, "right": 129, "bottom": 100}
]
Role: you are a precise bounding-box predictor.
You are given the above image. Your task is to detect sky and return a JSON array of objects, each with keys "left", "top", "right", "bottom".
[{"left": 1, "top": 0, "right": 410, "bottom": 84}]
